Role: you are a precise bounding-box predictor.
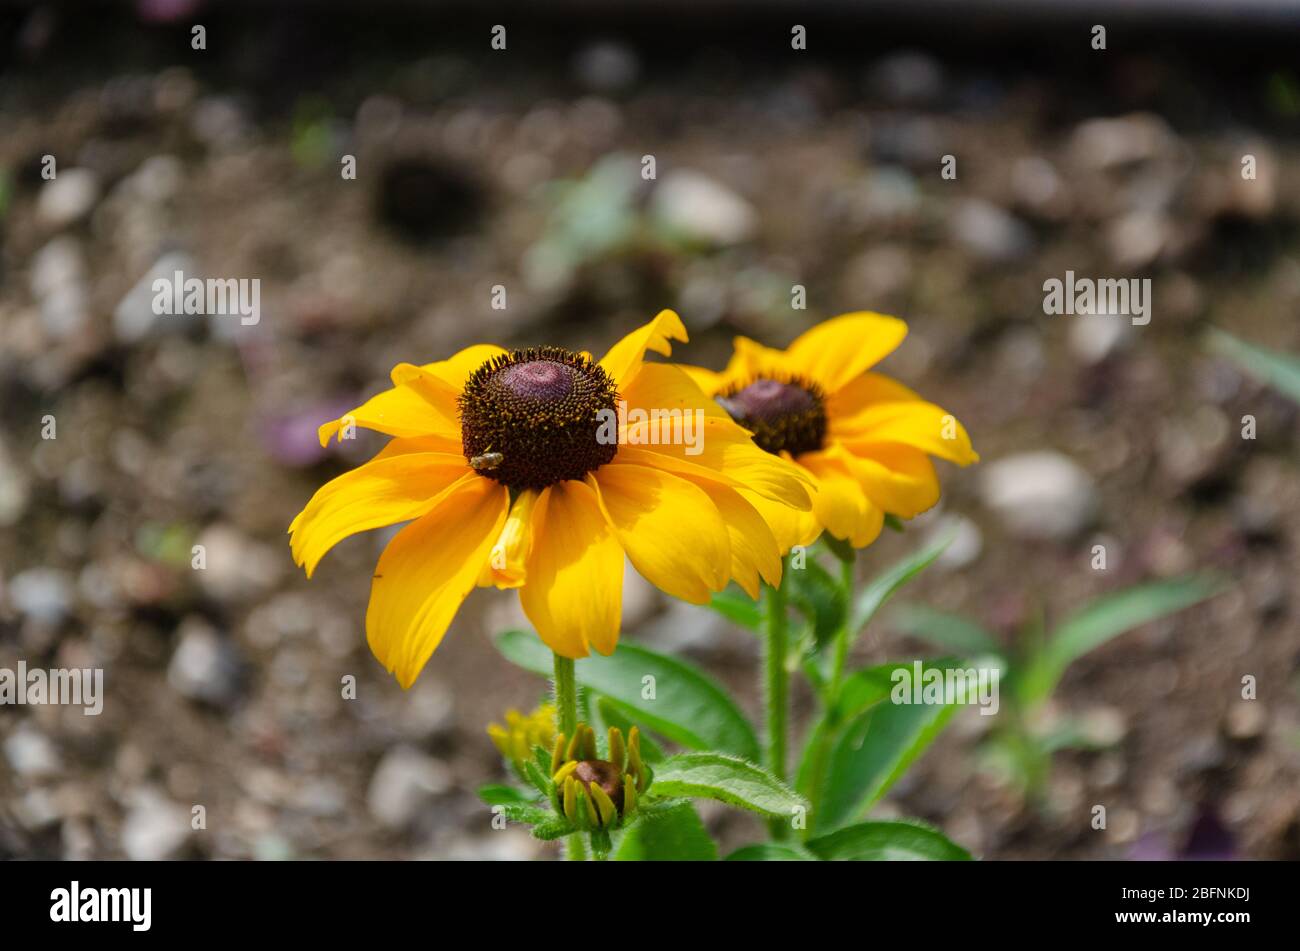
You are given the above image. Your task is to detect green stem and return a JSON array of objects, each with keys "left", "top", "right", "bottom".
[
  {"left": 552, "top": 652, "right": 586, "bottom": 861},
  {"left": 764, "top": 560, "right": 790, "bottom": 840},
  {"left": 827, "top": 556, "right": 856, "bottom": 701},
  {"left": 806, "top": 554, "right": 857, "bottom": 833}
]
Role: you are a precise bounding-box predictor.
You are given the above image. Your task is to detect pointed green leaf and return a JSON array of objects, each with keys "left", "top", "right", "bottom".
[
  {"left": 890, "top": 604, "right": 1002, "bottom": 658},
  {"left": 1208, "top": 328, "right": 1300, "bottom": 403},
  {"left": 477, "top": 784, "right": 536, "bottom": 807},
  {"left": 496, "top": 630, "right": 760, "bottom": 761},
  {"left": 806, "top": 820, "right": 972, "bottom": 860},
  {"left": 849, "top": 531, "right": 955, "bottom": 645},
  {"left": 707, "top": 587, "right": 763, "bottom": 631},
  {"left": 650, "top": 752, "right": 807, "bottom": 820}
]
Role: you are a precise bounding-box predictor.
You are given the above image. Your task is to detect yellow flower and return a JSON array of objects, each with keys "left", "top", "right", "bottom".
[
  {"left": 289, "top": 310, "right": 810, "bottom": 687},
  {"left": 487, "top": 704, "right": 556, "bottom": 769},
  {"left": 680, "top": 312, "right": 978, "bottom": 551}
]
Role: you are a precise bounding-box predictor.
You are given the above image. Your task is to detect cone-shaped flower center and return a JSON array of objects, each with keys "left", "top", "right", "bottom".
[
  {"left": 718, "top": 376, "right": 827, "bottom": 457},
  {"left": 460, "top": 347, "right": 619, "bottom": 490}
]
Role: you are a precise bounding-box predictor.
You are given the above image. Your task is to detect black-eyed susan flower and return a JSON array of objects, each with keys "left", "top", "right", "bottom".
[
  {"left": 289, "top": 310, "right": 810, "bottom": 687},
  {"left": 549, "top": 723, "right": 647, "bottom": 830},
  {"left": 681, "top": 312, "right": 978, "bottom": 551},
  {"left": 488, "top": 703, "right": 556, "bottom": 773}
]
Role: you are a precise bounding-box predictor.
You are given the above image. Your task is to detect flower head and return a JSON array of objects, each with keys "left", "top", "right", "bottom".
[
  {"left": 487, "top": 703, "right": 557, "bottom": 772},
  {"left": 549, "top": 723, "right": 647, "bottom": 830},
  {"left": 289, "top": 310, "right": 810, "bottom": 686},
  {"left": 682, "top": 312, "right": 978, "bottom": 550}
]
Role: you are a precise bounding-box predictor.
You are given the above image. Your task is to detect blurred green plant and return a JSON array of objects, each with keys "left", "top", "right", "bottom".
[
  {"left": 1208, "top": 327, "right": 1300, "bottom": 404},
  {"left": 889, "top": 575, "right": 1227, "bottom": 801}
]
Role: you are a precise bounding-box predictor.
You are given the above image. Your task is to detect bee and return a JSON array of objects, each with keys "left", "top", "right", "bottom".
[{"left": 469, "top": 451, "right": 504, "bottom": 471}]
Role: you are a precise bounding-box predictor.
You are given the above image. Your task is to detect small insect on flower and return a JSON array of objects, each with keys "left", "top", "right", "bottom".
[
  {"left": 550, "top": 723, "right": 648, "bottom": 831},
  {"left": 289, "top": 311, "right": 812, "bottom": 687},
  {"left": 681, "top": 312, "right": 979, "bottom": 550}
]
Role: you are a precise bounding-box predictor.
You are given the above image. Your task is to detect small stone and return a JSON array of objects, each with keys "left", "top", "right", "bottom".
[
  {"left": 1107, "top": 211, "right": 1170, "bottom": 269},
  {"left": 9, "top": 568, "right": 73, "bottom": 624},
  {"left": 367, "top": 746, "right": 451, "bottom": 830},
  {"left": 978, "top": 451, "right": 1098, "bottom": 541},
  {"left": 4, "top": 725, "right": 62, "bottom": 777},
  {"left": 1225, "top": 701, "right": 1265, "bottom": 740},
  {"left": 36, "top": 168, "right": 100, "bottom": 230},
  {"left": 1070, "top": 114, "right": 1174, "bottom": 171},
  {"left": 194, "top": 524, "right": 283, "bottom": 603},
  {"left": 167, "top": 616, "right": 243, "bottom": 706},
  {"left": 1068, "top": 313, "right": 1130, "bottom": 364},
  {"left": 30, "top": 237, "right": 90, "bottom": 339},
  {"left": 0, "top": 442, "right": 30, "bottom": 527},
  {"left": 650, "top": 171, "right": 757, "bottom": 247},
  {"left": 949, "top": 199, "right": 1032, "bottom": 263},
  {"left": 113, "top": 251, "right": 197, "bottom": 344},
  {"left": 121, "top": 789, "right": 191, "bottom": 860},
  {"left": 929, "top": 513, "right": 983, "bottom": 570}
]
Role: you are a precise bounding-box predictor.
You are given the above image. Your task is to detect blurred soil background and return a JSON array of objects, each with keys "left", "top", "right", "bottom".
[{"left": 1, "top": 1, "right": 1298, "bottom": 860}]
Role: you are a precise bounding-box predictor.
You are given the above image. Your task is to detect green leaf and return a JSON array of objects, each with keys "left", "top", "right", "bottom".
[
  {"left": 816, "top": 664, "right": 965, "bottom": 832},
  {"left": 500, "top": 802, "right": 554, "bottom": 826},
  {"left": 1208, "top": 328, "right": 1300, "bottom": 403},
  {"left": 883, "top": 514, "right": 906, "bottom": 533},
  {"left": 707, "top": 587, "right": 763, "bottom": 631},
  {"left": 890, "top": 604, "right": 1002, "bottom": 658},
  {"left": 787, "top": 557, "right": 848, "bottom": 654},
  {"left": 496, "top": 630, "right": 760, "bottom": 761},
  {"left": 477, "top": 784, "right": 536, "bottom": 807},
  {"left": 849, "top": 531, "right": 955, "bottom": 645},
  {"left": 614, "top": 801, "right": 718, "bottom": 860},
  {"left": 531, "top": 816, "right": 575, "bottom": 840},
  {"left": 725, "top": 842, "right": 816, "bottom": 861},
  {"left": 806, "top": 820, "right": 972, "bottom": 861},
  {"left": 650, "top": 752, "right": 808, "bottom": 820},
  {"left": 1025, "top": 576, "right": 1225, "bottom": 704}
]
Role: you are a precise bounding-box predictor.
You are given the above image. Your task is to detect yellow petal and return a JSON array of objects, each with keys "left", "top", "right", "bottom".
[
  {"left": 288, "top": 452, "right": 470, "bottom": 577},
  {"left": 420, "top": 343, "right": 507, "bottom": 389},
  {"left": 519, "top": 480, "right": 624, "bottom": 658},
  {"left": 785, "top": 312, "right": 908, "bottom": 393},
  {"left": 679, "top": 477, "right": 782, "bottom": 598},
  {"left": 366, "top": 473, "right": 508, "bottom": 688},
  {"left": 370, "top": 433, "right": 465, "bottom": 458},
  {"left": 588, "top": 465, "right": 729, "bottom": 604},
  {"left": 598, "top": 309, "right": 688, "bottom": 384},
  {"left": 798, "top": 453, "right": 885, "bottom": 548},
  {"left": 723, "top": 335, "right": 792, "bottom": 381},
  {"left": 616, "top": 417, "right": 811, "bottom": 509},
  {"left": 737, "top": 486, "right": 822, "bottom": 553},
  {"left": 479, "top": 489, "right": 540, "bottom": 589},
  {"left": 830, "top": 373, "right": 979, "bottom": 466},
  {"left": 833, "top": 442, "right": 941, "bottom": 519},
  {"left": 318, "top": 380, "right": 458, "bottom": 446}
]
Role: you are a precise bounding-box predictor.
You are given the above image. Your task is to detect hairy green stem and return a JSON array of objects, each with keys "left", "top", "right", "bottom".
[
  {"left": 806, "top": 555, "right": 857, "bottom": 832},
  {"left": 765, "top": 560, "right": 790, "bottom": 840},
  {"left": 552, "top": 652, "right": 586, "bottom": 861}
]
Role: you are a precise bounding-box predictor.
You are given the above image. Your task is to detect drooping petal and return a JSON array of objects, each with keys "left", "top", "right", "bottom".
[
  {"left": 679, "top": 476, "right": 782, "bottom": 598},
  {"left": 479, "top": 489, "right": 540, "bottom": 589},
  {"left": 830, "top": 373, "right": 978, "bottom": 466},
  {"left": 832, "top": 441, "right": 941, "bottom": 519},
  {"left": 738, "top": 487, "right": 823, "bottom": 553},
  {"left": 784, "top": 312, "right": 908, "bottom": 394},
  {"left": 598, "top": 309, "right": 688, "bottom": 385},
  {"left": 616, "top": 416, "right": 812, "bottom": 509},
  {"left": 421, "top": 343, "right": 507, "bottom": 389},
  {"left": 675, "top": 362, "right": 729, "bottom": 396},
  {"left": 318, "top": 381, "right": 458, "bottom": 446},
  {"left": 519, "top": 480, "right": 624, "bottom": 658},
  {"left": 588, "top": 465, "right": 729, "bottom": 604},
  {"left": 797, "top": 452, "right": 885, "bottom": 548},
  {"left": 366, "top": 474, "right": 508, "bottom": 688},
  {"left": 288, "top": 452, "right": 470, "bottom": 577},
  {"left": 723, "top": 335, "right": 792, "bottom": 382}
]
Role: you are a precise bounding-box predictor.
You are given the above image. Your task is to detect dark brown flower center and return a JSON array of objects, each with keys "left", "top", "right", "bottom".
[
  {"left": 459, "top": 347, "right": 619, "bottom": 490},
  {"left": 718, "top": 376, "right": 827, "bottom": 457},
  {"left": 573, "top": 759, "right": 625, "bottom": 811}
]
